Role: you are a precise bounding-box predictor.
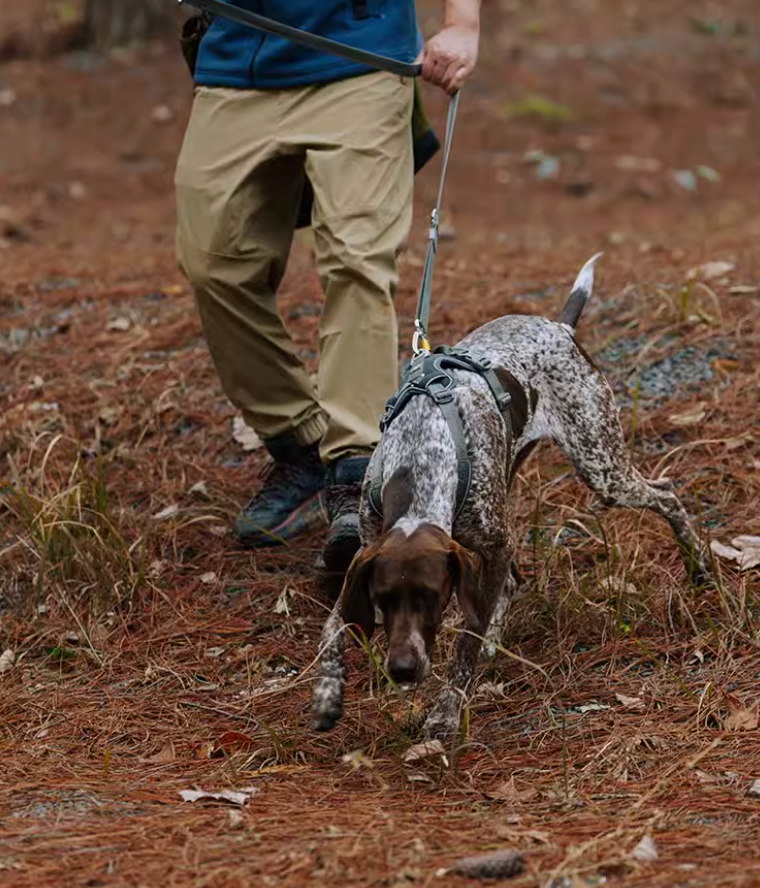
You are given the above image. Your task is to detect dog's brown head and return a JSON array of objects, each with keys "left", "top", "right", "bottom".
[{"left": 340, "top": 524, "right": 482, "bottom": 684}]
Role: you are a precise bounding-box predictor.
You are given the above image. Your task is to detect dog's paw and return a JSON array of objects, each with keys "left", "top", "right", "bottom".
[{"left": 311, "top": 677, "right": 344, "bottom": 733}]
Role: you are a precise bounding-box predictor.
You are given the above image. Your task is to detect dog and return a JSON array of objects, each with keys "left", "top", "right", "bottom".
[{"left": 312, "top": 254, "right": 713, "bottom": 738}]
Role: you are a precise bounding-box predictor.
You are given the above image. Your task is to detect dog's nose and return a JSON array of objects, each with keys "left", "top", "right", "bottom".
[{"left": 388, "top": 653, "right": 418, "bottom": 685}]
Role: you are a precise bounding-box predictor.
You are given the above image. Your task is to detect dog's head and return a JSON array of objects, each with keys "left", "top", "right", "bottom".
[{"left": 340, "top": 524, "right": 482, "bottom": 684}]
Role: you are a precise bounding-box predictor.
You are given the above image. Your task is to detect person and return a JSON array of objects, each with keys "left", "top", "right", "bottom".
[{"left": 175, "top": 0, "right": 481, "bottom": 576}]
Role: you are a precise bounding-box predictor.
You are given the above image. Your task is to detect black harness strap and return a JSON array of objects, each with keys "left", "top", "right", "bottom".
[{"left": 369, "top": 347, "right": 513, "bottom": 521}]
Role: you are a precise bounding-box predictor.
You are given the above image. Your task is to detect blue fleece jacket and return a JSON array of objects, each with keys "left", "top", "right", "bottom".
[{"left": 194, "top": 1, "right": 421, "bottom": 89}]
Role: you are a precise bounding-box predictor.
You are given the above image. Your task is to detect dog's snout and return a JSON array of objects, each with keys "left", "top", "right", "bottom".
[{"left": 388, "top": 651, "right": 418, "bottom": 685}]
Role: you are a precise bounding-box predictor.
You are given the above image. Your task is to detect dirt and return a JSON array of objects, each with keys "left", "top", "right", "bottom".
[{"left": 1, "top": 2, "right": 760, "bottom": 887}]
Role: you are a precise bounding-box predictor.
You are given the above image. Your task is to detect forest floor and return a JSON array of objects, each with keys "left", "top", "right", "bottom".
[{"left": 1, "top": 1, "right": 760, "bottom": 886}]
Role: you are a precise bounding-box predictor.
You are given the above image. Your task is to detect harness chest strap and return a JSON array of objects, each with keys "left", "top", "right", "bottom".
[{"left": 368, "top": 348, "right": 513, "bottom": 521}]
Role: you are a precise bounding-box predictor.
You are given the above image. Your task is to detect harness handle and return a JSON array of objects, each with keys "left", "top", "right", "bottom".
[
  {"left": 177, "top": 0, "right": 423, "bottom": 79},
  {"left": 412, "top": 91, "right": 460, "bottom": 357}
]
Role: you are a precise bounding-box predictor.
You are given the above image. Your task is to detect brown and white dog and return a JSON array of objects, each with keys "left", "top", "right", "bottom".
[{"left": 312, "top": 255, "right": 713, "bottom": 738}]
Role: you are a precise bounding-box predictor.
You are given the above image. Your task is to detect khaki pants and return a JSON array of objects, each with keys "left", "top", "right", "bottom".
[{"left": 175, "top": 71, "right": 414, "bottom": 464}]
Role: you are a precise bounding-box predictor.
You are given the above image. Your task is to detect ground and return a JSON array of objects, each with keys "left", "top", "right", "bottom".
[{"left": 1, "top": 1, "right": 760, "bottom": 886}]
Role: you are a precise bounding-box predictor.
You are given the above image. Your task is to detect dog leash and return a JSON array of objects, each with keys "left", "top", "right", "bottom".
[
  {"left": 177, "top": 0, "right": 422, "bottom": 78},
  {"left": 178, "top": 0, "right": 461, "bottom": 357},
  {"left": 412, "top": 91, "right": 459, "bottom": 356}
]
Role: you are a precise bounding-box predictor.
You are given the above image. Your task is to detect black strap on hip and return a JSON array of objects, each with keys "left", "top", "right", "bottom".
[
  {"left": 177, "top": 0, "right": 423, "bottom": 79},
  {"left": 369, "top": 347, "right": 513, "bottom": 521}
]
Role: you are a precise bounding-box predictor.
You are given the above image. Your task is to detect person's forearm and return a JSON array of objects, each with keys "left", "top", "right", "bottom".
[{"left": 444, "top": 0, "right": 481, "bottom": 32}]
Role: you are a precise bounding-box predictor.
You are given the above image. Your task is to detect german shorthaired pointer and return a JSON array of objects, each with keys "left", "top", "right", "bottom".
[{"left": 312, "top": 255, "right": 713, "bottom": 738}]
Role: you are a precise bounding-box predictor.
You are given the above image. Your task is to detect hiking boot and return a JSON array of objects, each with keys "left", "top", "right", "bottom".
[
  {"left": 234, "top": 435, "right": 326, "bottom": 549},
  {"left": 322, "top": 456, "right": 370, "bottom": 576}
]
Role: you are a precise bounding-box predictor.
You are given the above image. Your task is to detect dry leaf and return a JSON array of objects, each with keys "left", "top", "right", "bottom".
[
  {"left": 403, "top": 740, "right": 446, "bottom": 763},
  {"left": 711, "top": 540, "right": 742, "bottom": 561},
  {"left": 188, "top": 480, "right": 210, "bottom": 498},
  {"left": 231, "top": 416, "right": 262, "bottom": 451},
  {"left": 748, "top": 778, "right": 760, "bottom": 797},
  {"left": 631, "top": 834, "right": 659, "bottom": 862},
  {"left": 711, "top": 537, "right": 760, "bottom": 571},
  {"left": 484, "top": 775, "right": 538, "bottom": 803},
  {"left": 179, "top": 786, "right": 258, "bottom": 806},
  {"left": 152, "top": 504, "right": 179, "bottom": 521},
  {"left": 615, "top": 693, "right": 644, "bottom": 709},
  {"left": 599, "top": 577, "right": 639, "bottom": 597},
  {"left": 274, "top": 587, "right": 294, "bottom": 615},
  {"left": 729, "top": 284, "right": 759, "bottom": 295},
  {"left": 723, "top": 692, "right": 759, "bottom": 731},
  {"left": 723, "top": 432, "right": 754, "bottom": 450},
  {"left": 669, "top": 403, "right": 706, "bottom": 426},
  {"left": 576, "top": 702, "right": 611, "bottom": 714},
  {"left": 228, "top": 809, "right": 245, "bottom": 829},
  {"left": 212, "top": 731, "right": 259, "bottom": 757},
  {"left": 139, "top": 741, "right": 175, "bottom": 764},
  {"left": 686, "top": 261, "right": 735, "bottom": 281},
  {"left": 98, "top": 405, "right": 121, "bottom": 426},
  {"left": 0, "top": 649, "right": 15, "bottom": 675}
]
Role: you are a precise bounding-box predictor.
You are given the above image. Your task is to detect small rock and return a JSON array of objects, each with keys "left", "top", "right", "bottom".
[
  {"left": 564, "top": 179, "right": 594, "bottom": 197},
  {"left": 697, "top": 165, "right": 721, "bottom": 183},
  {"left": 68, "top": 181, "right": 88, "bottom": 200},
  {"left": 151, "top": 104, "right": 174, "bottom": 123},
  {"left": 616, "top": 155, "right": 661, "bottom": 173},
  {"left": 631, "top": 834, "right": 659, "bottom": 862},
  {"left": 107, "top": 316, "right": 131, "bottom": 332},
  {"left": 0, "top": 88, "right": 16, "bottom": 107},
  {"left": 673, "top": 169, "right": 697, "bottom": 192},
  {"left": 449, "top": 849, "right": 525, "bottom": 880},
  {"left": 200, "top": 572, "right": 218, "bottom": 585},
  {"left": 536, "top": 155, "right": 560, "bottom": 180},
  {"left": 748, "top": 778, "right": 760, "bottom": 797}
]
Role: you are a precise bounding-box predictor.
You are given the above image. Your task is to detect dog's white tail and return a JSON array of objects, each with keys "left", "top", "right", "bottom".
[{"left": 558, "top": 252, "right": 603, "bottom": 332}]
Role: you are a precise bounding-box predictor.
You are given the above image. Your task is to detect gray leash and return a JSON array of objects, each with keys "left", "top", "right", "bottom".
[
  {"left": 412, "top": 91, "right": 460, "bottom": 356},
  {"left": 177, "top": 0, "right": 422, "bottom": 78}
]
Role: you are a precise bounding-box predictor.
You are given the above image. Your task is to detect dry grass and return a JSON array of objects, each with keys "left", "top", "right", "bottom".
[{"left": 2, "top": 1, "right": 760, "bottom": 885}]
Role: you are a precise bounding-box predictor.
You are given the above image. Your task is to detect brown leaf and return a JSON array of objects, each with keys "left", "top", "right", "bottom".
[
  {"left": 722, "top": 692, "right": 759, "bottom": 731},
  {"left": 403, "top": 740, "right": 446, "bottom": 763},
  {"left": 615, "top": 693, "right": 644, "bottom": 709},
  {"left": 669, "top": 403, "right": 706, "bottom": 426},
  {"left": 484, "top": 775, "right": 539, "bottom": 803},
  {"left": 139, "top": 741, "right": 176, "bottom": 764},
  {"left": 212, "top": 731, "right": 259, "bottom": 757}
]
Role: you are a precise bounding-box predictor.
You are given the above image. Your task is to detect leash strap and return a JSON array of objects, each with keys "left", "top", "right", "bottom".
[
  {"left": 413, "top": 90, "right": 460, "bottom": 356},
  {"left": 177, "top": 0, "right": 422, "bottom": 79}
]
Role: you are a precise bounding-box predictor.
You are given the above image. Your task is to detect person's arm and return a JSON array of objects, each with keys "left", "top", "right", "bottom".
[{"left": 416, "top": 0, "right": 481, "bottom": 94}]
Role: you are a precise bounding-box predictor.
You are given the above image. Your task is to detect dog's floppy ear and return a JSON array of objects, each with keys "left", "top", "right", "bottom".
[
  {"left": 448, "top": 541, "right": 483, "bottom": 635},
  {"left": 340, "top": 547, "right": 377, "bottom": 642}
]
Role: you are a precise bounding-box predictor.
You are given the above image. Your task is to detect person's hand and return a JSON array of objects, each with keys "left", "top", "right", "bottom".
[{"left": 416, "top": 24, "right": 479, "bottom": 94}]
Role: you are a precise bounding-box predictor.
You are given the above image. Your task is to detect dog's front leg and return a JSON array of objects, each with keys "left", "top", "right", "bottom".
[
  {"left": 312, "top": 600, "right": 346, "bottom": 732},
  {"left": 423, "top": 547, "right": 515, "bottom": 740}
]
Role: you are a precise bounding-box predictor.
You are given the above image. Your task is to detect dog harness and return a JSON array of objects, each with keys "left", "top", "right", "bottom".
[{"left": 368, "top": 346, "right": 513, "bottom": 521}]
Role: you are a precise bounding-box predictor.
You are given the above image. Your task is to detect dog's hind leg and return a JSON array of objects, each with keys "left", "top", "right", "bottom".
[{"left": 554, "top": 378, "right": 713, "bottom": 585}]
